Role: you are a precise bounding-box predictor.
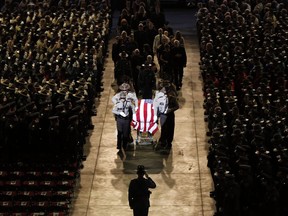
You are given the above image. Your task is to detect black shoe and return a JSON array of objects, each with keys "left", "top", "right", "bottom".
[
  {"left": 117, "top": 150, "right": 125, "bottom": 160},
  {"left": 87, "top": 124, "right": 94, "bottom": 130}
]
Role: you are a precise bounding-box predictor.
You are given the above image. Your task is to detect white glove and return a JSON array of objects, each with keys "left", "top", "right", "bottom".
[
  {"left": 120, "top": 112, "right": 127, "bottom": 117},
  {"left": 153, "top": 116, "right": 158, "bottom": 123}
]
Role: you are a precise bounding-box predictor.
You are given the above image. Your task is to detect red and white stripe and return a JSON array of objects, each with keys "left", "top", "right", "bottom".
[{"left": 131, "top": 99, "right": 158, "bottom": 135}]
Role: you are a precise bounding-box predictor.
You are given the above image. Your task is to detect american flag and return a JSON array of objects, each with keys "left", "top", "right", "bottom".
[{"left": 131, "top": 99, "right": 158, "bottom": 135}]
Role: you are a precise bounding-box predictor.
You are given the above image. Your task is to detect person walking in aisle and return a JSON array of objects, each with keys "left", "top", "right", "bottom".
[
  {"left": 112, "top": 83, "right": 137, "bottom": 154},
  {"left": 171, "top": 39, "right": 187, "bottom": 90}
]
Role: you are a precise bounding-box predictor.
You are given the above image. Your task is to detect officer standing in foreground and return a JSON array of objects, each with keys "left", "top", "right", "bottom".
[{"left": 129, "top": 165, "right": 156, "bottom": 216}]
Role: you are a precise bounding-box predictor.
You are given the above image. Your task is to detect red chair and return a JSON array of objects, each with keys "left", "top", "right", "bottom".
[
  {"left": 13, "top": 201, "right": 31, "bottom": 212},
  {"left": 16, "top": 191, "right": 35, "bottom": 201},
  {"left": 0, "top": 191, "right": 17, "bottom": 201},
  {"left": 11, "top": 213, "right": 28, "bottom": 216},
  {"left": 25, "top": 171, "right": 42, "bottom": 180},
  {"left": 53, "top": 190, "right": 73, "bottom": 201},
  {"left": 0, "top": 201, "right": 13, "bottom": 211},
  {"left": 0, "top": 171, "right": 8, "bottom": 180},
  {"left": 34, "top": 191, "right": 53, "bottom": 201},
  {"left": 9, "top": 171, "right": 25, "bottom": 180},
  {"left": 42, "top": 171, "right": 59, "bottom": 181}
]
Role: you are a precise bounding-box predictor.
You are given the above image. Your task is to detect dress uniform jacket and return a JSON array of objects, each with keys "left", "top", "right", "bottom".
[
  {"left": 112, "top": 93, "right": 135, "bottom": 150},
  {"left": 128, "top": 177, "right": 156, "bottom": 214},
  {"left": 112, "top": 97, "right": 135, "bottom": 117},
  {"left": 153, "top": 90, "right": 168, "bottom": 117}
]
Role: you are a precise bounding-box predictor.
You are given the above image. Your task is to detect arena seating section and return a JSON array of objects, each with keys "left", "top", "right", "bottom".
[
  {"left": 0, "top": 0, "right": 111, "bottom": 215},
  {"left": 198, "top": 1, "right": 288, "bottom": 216}
]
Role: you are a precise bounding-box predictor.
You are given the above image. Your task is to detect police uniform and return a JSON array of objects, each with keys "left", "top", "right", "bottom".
[
  {"left": 155, "top": 81, "right": 179, "bottom": 149},
  {"left": 128, "top": 165, "right": 156, "bottom": 216},
  {"left": 153, "top": 89, "right": 168, "bottom": 119},
  {"left": 112, "top": 91, "right": 135, "bottom": 151}
]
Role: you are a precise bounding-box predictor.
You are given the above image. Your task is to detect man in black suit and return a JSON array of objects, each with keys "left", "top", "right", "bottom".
[{"left": 171, "top": 39, "right": 187, "bottom": 90}]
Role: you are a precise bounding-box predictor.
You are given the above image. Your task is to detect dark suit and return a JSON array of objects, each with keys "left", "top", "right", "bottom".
[{"left": 171, "top": 45, "right": 187, "bottom": 89}]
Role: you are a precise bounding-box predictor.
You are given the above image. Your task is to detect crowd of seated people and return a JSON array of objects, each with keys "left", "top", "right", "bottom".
[
  {"left": 0, "top": 0, "right": 111, "bottom": 160},
  {"left": 197, "top": 0, "right": 288, "bottom": 216},
  {"left": 0, "top": 1, "right": 111, "bottom": 214}
]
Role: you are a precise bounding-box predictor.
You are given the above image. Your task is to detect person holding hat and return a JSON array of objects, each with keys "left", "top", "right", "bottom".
[{"left": 128, "top": 165, "right": 156, "bottom": 216}]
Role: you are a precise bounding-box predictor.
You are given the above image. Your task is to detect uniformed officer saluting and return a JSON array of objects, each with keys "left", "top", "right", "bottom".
[
  {"left": 129, "top": 165, "right": 156, "bottom": 216},
  {"left": 112, "top": 86, "right": 136, "bottom": 153}
]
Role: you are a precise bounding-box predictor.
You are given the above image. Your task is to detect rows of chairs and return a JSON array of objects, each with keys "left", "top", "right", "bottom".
[{"left": 0, "top": 160, "right": 80, "bottom": 215}]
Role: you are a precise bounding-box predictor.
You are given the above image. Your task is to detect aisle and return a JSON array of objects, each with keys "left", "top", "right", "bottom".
[{"left": 71, "top": 7, "right": 215, "bottom": 216}]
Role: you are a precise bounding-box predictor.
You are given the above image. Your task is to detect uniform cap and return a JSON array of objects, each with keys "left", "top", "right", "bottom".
[
  {"left": 119, "top": 51, "right": 128, "bottom": 58},
  {"left": 76, "top": 99, "right": 86, "bottom": 105},
  {"left": 57, "top": 87, "right": 69, "bottom": 95},
  {"left": 225, "top": 96, "right": 238, "bottom": 104},
  {"left": 29, "top": 112, "right": 40, "bottom": 118},
  {"left": 38, "top": 88, "right": 51, "bottom": 96},
  {"left": 119, "top": 83, "right": 130, "bottom": 91},
  {"left": 61, "top": 79, "right": 71, "bottom": 87},
  {"left": 77, "top": 78, "right": 87, "bottom": 85},
  {"left": 137, "top": 165, "right": 146, "bottom": 174},
  {"left": 55, "top": 104, "right": 65, "bottom": 110},
  {"left": 15, "top": 77, "right": 27, "bottom": 85},
  {"left": 6, "top": 83, "right": 16, "bottom": 91},
  {"left": 60, "top": 99, "right": 71, "bottom": 104},
  {"left": 68, "top": 115, "right": 78, "bottom": 122},
  {"left": 46, "top": 79, "right": 56, "bottom": 86},
  {"left": 158, "top": 80, "right": 171, "bottom": 88},
  {"left": 49, "top": 116, "right": 59, "bottom": 121},
  {"left": 0, "top": 78, "right": 10, "bottom": 86},
  {"left": 72, "top": 91, "right": 85, "bottom": 99},
  {"left": 71, "top": 106, "right": 82, "bottom": 113},
  {"left": 18, "top": 89, "right": 30, "bottom": 97}
]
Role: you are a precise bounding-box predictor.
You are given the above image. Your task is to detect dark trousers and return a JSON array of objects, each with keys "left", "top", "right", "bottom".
[
  {"left": 173, "top": 66, "right": 184, "bottom": 88},
  {"left": 133, "top": 207, "right": 149, "bottom": 216},
  {"left": 159, "top": 112, "right": 175, "bottom": 148},
  {"left": 116, "top": 117, "right": 130, "bottom": 149}
]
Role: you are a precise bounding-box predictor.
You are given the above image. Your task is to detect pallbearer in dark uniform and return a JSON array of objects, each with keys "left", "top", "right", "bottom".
[{"left": 157, "top": 80, "right": 179, "bottom": 150}]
